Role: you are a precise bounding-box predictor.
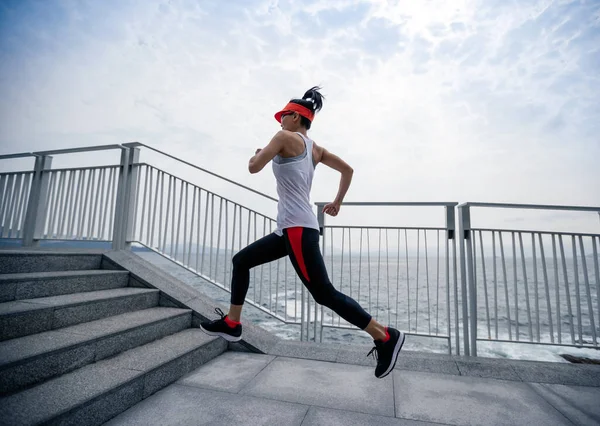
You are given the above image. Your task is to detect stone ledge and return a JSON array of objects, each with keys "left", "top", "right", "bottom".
[{"left": 103, "top": 250, "right": 281, "bottom": 354}]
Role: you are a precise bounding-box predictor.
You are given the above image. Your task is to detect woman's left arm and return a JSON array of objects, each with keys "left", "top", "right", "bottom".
[
  {"left": 248, "top": 131, "right": 288, "bottom": 174},
  {"left": 312, "top": 141, "right": 353, "bottom": 217}
]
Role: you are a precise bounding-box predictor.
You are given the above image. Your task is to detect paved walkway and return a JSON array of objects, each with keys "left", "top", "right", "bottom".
[{"left": 104, "top": 351, "right": 600, "bottom": 426}]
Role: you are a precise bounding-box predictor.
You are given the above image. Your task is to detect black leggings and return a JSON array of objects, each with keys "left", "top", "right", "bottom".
[{"left": 230, "top": 227, "right": 372, "bottom": 330}]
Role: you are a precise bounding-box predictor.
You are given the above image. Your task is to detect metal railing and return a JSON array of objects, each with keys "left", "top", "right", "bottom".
[
  {"left": 40, "top": 166, "right": 121, "bottom": 241},
  {"left": 129, "top": 163, "right": 306, "bottom": 334},
  {"left": 0, "top": 171, "right": 33, "bottom": 239},
  {"left": 2, "top": 145, "right": 599, "bottom": 356},
  {"left": 458, "top": 203, "right": 600, "bottom": 356},
  {"left": 312, "top": 202, "right": 460, "bottom": 353},
  {"left": 0, "top": 145, "right": 132, "bottom": 249},
  {"left": 0, "top": 144, "right": 309, "bottom": 337}
]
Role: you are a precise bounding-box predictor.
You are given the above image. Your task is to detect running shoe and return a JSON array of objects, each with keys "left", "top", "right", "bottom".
[
  {"left": 199, "top": 308, "right": 242, "bottom": 342},
  {"left": 367, "top": 327, "right": 405, "bottom": 378}
]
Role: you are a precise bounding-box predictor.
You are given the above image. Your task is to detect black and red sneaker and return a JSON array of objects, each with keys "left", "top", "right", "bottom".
[
  {"left": 200, "top": 308, "right": 242, "bottom": 342},
  {"left": 367, "top": 327, "right": 405, "bottom": 378}
]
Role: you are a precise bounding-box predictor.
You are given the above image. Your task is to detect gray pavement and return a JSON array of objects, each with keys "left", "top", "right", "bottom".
[{"left": 103, "top": 351, "right": 600, "bottom": 426}]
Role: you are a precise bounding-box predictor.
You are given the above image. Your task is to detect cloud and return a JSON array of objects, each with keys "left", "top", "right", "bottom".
[{"left": 0, "top": 0, "right": 598, "bottom": 231}]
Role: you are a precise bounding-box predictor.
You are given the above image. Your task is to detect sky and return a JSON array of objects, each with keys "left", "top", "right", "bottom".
[{"left": 1, "top": 0, "right": 599, "bottom": 234}]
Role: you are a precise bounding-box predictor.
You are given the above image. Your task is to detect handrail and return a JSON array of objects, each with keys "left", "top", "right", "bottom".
[
  {"left": 123, "top": 142, "right": 278, "bottom": 202},
  {"left": 458, "top": 202, "right": 600, "bottom": 212},
  {"left": 316, "top": 201, "right": 458, "bottom": 207},
  {"left": 33, "top": 144, "right": 125, "bottom": 156},
  {"left": 0, "top": 145, "right": 125, "bottom": 159},
  {"left": 0, "top": 152, "right": 36, "bottom": 160}
]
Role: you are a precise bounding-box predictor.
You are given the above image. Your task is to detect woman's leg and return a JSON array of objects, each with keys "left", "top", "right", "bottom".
[
  {"left": 283, "top": 227, "right": 388, "bottom": 341},
  {"left": 227, "top": 232, "right": 288, "bottom": 321}
]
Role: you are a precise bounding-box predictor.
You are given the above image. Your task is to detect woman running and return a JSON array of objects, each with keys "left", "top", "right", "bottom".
[{"left": 201, "top": 87, "right": 405, "bottom": 378}]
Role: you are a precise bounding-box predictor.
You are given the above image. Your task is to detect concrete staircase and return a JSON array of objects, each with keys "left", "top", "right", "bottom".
[{"left": 0, "top": 250, "right": 227, "bottom": 426}]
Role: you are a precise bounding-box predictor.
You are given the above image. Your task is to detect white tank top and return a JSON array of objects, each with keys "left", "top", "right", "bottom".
[{"left": 272, "top": 132, "right": 320, "bottom": 236}]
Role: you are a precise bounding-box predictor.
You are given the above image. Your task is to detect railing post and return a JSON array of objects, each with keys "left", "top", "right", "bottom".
[
  {"left": 22, "top": 155, "right": 53, "bottom": 247},
  {"left": 111, "top": 148, "right": 130, "bottom": 250},
  {"left": 317, "top": 203, "right": 326, "bottom": 342},
  {"left": 458, "top": 205, "right": 476, "bottom": 356},
  {"left": 458, "top": 205, "right": 477, "bottom": 356},
  {"left": 122, "top": 148, "right": 140, "bottom": 250},
  {"left": 300, "top": 285, "right": 306, "bottom": 341},
  {"left": 299, "top": 203, "right": 327, "bottom": 342},
  {"left": 465, "top": 213, "right": 477, "bottom": 357},
  {"left": 445, "top": 206, "right": 457, "bottom": 355}
]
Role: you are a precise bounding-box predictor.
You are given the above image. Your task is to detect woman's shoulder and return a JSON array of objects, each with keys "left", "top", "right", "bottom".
[
  {"left": 277, "top": 130, "right": 310, "bottom": 148},
  {"left": 274, "top": 130, "right": 299, "bottom": 139}
]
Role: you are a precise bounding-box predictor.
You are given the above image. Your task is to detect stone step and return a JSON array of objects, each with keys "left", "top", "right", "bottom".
[
  {"left": 0, "top": 288, "right": 160, "bottom": 341},
  {"left": 0, "top": 307, "right": 193, "bottom": 395},
  {"left": 0, "top": 328, "right": 227, "bottom": 426},
  {"left": 0, "top": 270, "right": 130, "bottom": 303},
  {"left": 0, "top": 251, "right": 103, "bottom": 274}
]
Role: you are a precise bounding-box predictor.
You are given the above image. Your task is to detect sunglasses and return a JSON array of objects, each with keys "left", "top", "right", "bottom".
[{"left": 281, "top": 111, "right": 295, "bottom": 120}]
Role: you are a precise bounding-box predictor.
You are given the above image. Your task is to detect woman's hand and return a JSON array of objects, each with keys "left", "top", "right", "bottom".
[
  {"left": 255, "top": 148, "right": 262, "bottom": 155},
  {"left": 322, "top": 201, "right": 341, "bottom": 217}
]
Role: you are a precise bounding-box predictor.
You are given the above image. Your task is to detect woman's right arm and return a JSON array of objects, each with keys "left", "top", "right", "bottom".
[{"left": 248, "top": 131, "right": 288, "bottom": 174}]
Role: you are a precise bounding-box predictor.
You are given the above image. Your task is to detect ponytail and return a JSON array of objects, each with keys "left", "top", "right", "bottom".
[{"left": 291, "top": 86, "right": 325, "bottom": 129}]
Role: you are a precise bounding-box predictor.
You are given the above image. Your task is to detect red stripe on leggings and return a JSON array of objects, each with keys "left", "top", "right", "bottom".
[{"left": 287, "top": 227, "right": 310, "bottom": 282}]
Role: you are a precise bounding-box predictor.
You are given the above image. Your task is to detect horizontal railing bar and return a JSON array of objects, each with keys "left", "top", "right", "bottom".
[
  {"left": 41, "top": 165, "right": 120, "bottom": 173},
  {"left": 0, "top": 171, "right": 35, "bottom": 177},
  {"left": 321, "top": 323, "right": 450, "bottom": 339},
  {"left": 459, "top": 202, "right": 600, "bottom": 212},
  {"left": 316, "top": 201, "right": 458, "bottom": 207},
  {"left": 141, "top": 165, "right": 277, "bottom": 223},
  {"left": 33, "top": 144, "right": 126, "bottom": 156},
  {"left": 324, "top": 225, "right": 446, "bottom": 231},
  {"left": 473, "top": 228, "right": 600, "bottom": 238},
  {"left": 34, "top": 238, "right": 112, "bottom": 243},
  {"left": 476, "top": 337, "right": 596, "bottom": 348},
  {"left": 0, "top": 153, "right": 35, "bottom": 160},
  {"left": 123, "top": 142, "right": 278, "bottom": 202}
]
